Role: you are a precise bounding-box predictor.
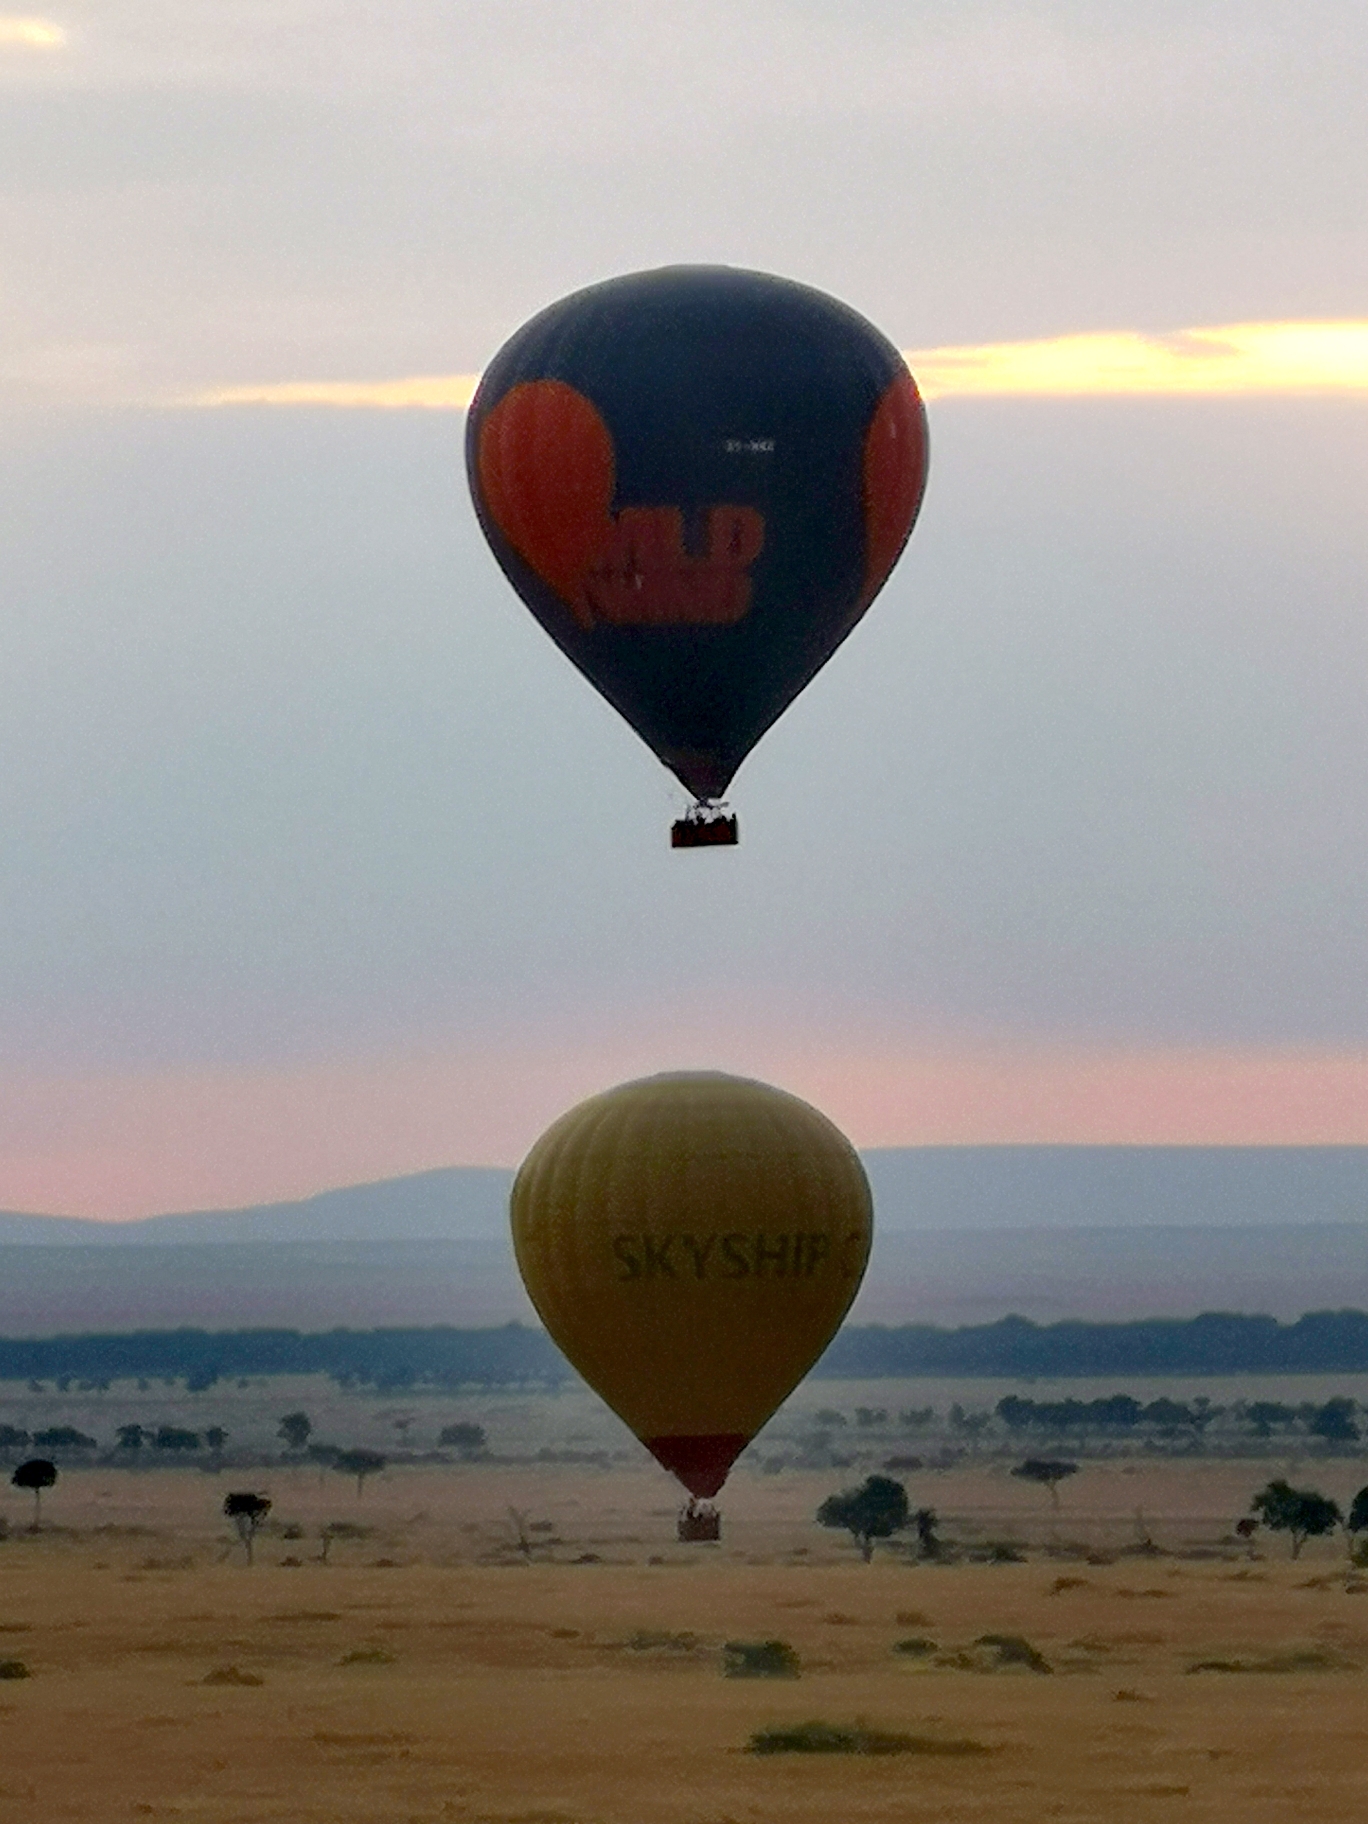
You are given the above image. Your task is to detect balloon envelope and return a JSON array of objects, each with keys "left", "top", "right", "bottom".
[
  {"left": 467, "top": 266, "right": 928, "bottom": 801},
  {"left": 510, "top": 1072, "right": 873, "bottom": 1497}
]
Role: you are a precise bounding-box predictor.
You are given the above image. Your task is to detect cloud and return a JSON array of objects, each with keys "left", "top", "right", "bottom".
[
  {"left": 0, "top": 15, "right": 65, "bottom": 48},
  {"left": 183, "top": 322, "right": 1368, "bottom": 412},
  {"left": 187, "top": 373, "right": 481, "bottom": 410},
  {"left": 910, "top": 321, "right": 1368, "bottom": 398}
]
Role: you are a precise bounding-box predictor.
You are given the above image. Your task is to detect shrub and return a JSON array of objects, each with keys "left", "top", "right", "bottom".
[
  {"left": 722, "top": 1639, "right": 800, "bottom": 1679},
  {"left": 974, "top": 1633, "right": 1052, "bottom": 1674},
  {"left": 748, "top": 1721, "right": 989, "bottom": 1756},
  {"left": 202, "top": 1666, "right": 263, "bottom": 1686},
  {"left": 0, "top": 1659, "right": 30, "bottom": 1679}
]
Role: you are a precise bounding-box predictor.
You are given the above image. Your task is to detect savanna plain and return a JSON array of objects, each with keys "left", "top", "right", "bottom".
[{"left": 5, "top": 1377, "right": 1368, "bottom": 1824}]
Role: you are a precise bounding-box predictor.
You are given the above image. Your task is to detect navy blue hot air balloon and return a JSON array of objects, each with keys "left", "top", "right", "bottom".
[{"left": 466, "top": 266, "right": 928, "bottom": 845}]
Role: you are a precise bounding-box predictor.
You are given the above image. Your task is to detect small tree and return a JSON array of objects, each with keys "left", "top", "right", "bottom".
[
  {"left": 154, "top": 1426, "right": 201, "bottom": 1453},
  {"left": 1309, "top": 1399, "right": 1360, "bottom": 1447},
  {"left": 1011, "top": 1458, "right": 1079, "bottom": 1511},
  {"left": 333, "top": 1448, "right": 386, "bottom": 1497},
  {"left": 816, "top": 1475, "right": 909, "bottom": 1562},
  {"left": 32, "top": 1426, "right": 96, "bottom": 1452},
  {"left": 116, "top": 1424, "right": 147, "bottom": 1452},
  {"left": 0, "top": 1426, "right": 30, "bottom": 1459},
  {"left": 223, "top": 1491, "right": 271, "bottom": 1565},
  {"left": 12, "top": 1459, "right": 57, "bottom": 1528},
  {"left": 1249, "top": 1479, "right": 1342, "bottom": 1559},
  {"left": 205, "top": 1426, "right": 228, "bottom": 1459},
  {"left": 439, "top": 1422, "right": 487, "bottom": 1460},
  {"left": 913, "top": 1506, "right": 942, "bottom": 1559},
  {"left": 1346, "top": 1486, "right": 1368, "bottom": 1539},
  {"left": 277, "top": 1411, "right": 312, "bottom": 1453}
]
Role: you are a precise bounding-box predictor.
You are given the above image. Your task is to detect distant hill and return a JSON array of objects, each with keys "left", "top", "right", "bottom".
[
  {"left": 3, "top": 1147, "right": 1368, "bottom": 1247},
  {"left": 1, "top": 1148, "right": 1367, "bottom": 1335},
  {"left": 0, "top": 1166, "right": 513, "bottom": 1245},
  {"left": 861, "top": 1145, "right": 1368, "bottom": 1231}
]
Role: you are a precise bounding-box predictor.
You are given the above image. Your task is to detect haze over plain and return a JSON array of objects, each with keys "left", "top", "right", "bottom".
[{"left": 1, "top": 3, "right": 1366, "bottom": 1215}]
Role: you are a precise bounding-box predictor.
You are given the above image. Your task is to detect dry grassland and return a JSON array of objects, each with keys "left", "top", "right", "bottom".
[{"left": 3, "top": 1462, "right": 1368, "bottom": 1823}]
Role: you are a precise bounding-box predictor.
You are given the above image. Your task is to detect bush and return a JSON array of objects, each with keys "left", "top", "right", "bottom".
[
  {"left": 974, "top": 1633, "right": 1052, "bottom": 1674},
  {"left": 748, "top": 1721, "right": 989, "bottom": 1756},
  {"left": 722, "top": 1639, "right": 800, "bottom": 1678},
  {"left": 0, "top": 1659, "right": 30, "bottom": 1679}
]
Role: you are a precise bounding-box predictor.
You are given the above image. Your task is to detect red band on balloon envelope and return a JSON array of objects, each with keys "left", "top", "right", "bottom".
[
  {"left": 643, "top": 1432, "right": 751, "bottom": 1499},
  {"left": 477, "top": 380, "right": 616, "bottom": 630},
  {"left": 860, "top": 374, "right": 928, "bottom": 610}
]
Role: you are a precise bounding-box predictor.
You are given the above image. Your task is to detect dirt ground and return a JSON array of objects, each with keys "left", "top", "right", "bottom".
[{"left": 4, "top": 1460, "right": 1368, "bottom": 1823}]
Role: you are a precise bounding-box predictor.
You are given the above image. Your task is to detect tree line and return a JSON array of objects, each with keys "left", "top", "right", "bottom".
[
  {"left": 0, "top": 1324, "right": 567, "bottom": 1390},
  {"left": 9, "top": 1310, "right": 1368, "bottom": 1387},
  {"left": 994, "top": 1393, "right": 1362, "bottom": 1443}
]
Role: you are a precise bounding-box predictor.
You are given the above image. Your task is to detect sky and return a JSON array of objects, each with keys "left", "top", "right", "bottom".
[{"left": 1, "top": 2, "right": 1367, "bottom": 1216}]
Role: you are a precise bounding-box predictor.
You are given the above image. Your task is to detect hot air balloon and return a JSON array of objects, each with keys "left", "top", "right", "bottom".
[
  {"left": 467, "top": 266, "right": 928, "bottom": 846},
  {"left": 510, "top": 1072, "right": 872, "bottom": 1513}
]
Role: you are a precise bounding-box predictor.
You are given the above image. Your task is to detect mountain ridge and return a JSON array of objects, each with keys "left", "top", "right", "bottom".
[{"left": 3, "top": 1146, "right": 1368, "bottom": 1245}]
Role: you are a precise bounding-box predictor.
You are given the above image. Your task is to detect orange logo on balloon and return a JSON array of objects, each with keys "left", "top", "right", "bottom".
[{"left": 478, "top": 381, "right": 764, "bottom": 631}]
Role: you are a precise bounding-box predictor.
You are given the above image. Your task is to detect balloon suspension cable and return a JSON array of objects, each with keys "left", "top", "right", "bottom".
[{"left": 671, "top": 799, "right": 738, "bottom": 849}]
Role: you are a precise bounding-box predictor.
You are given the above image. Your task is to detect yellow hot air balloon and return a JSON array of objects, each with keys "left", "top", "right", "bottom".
[{"left": 511, "top": 1072, "right": 872, "bottom": 1498}]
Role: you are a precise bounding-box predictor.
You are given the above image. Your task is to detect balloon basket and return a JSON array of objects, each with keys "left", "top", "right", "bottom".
[
  {"left": 677, "top": 1499, "right": 721, "bottom": 1542},
  {"left": 671, "top": 806, "right": 738, "bottom": 849}
]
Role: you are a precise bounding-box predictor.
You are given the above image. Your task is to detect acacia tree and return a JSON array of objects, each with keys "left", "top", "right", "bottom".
[
  {"left": 333, "top": 1449, "right": 386, "bottom": 1497},
  {"left": 439, "top": 1423, "right": 487, "bottom": 1460},
  {"left": 0, "top": 1427, "right": 30, "bottom": 1461},
  {"left": 223, "top": 1491, "right": 272, "bottom": 1565},
  {"left": 816, "top": 1475, "right": 910, "bottom": 1562},
  {"left": 1011, "top": 1459, "right": 1079, "bottom": 1511},
  {"left": 277, "top": 1412, "right": 312, "bottom": 1453},
  {"left": 1249, "top": 1479, "right": 1341, "bottom": 1559},
  {"left": 12, "top": 1458, "right": 57, "bottom": 1528}
]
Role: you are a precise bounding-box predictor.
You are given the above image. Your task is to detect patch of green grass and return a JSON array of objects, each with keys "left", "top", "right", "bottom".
[
  {"left": 893, "top": 1637, "right": 938, "bottom": 1657},
  {"left": 339, "top": 1646, "right": 396, "bottom": 1665},
  {"left": 748, "top": 1720, "right": 990, "bottom": 1757}
]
